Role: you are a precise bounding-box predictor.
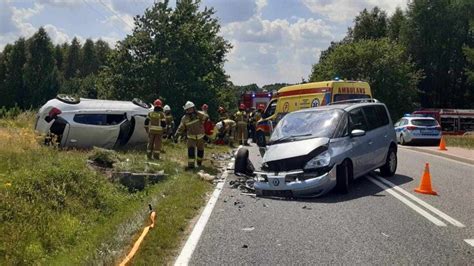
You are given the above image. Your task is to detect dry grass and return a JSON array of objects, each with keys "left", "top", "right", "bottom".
[
  {"left": 445, "top": 135, "right": 474, "bottom": 149},
  {"left": 0, "top": 112, "right": 230, "bottom": 265}
]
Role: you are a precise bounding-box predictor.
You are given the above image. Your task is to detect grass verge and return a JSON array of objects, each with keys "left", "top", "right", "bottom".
[
  {"left": 0, "top": 112, "right": 230, "bottom": 264},
  {"left": 445, "top": 135, "right": 474, "bottom": 149}
]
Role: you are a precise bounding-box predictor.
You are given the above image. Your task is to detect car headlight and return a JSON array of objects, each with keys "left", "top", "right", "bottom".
[{"left": 304, "top": 151, "right": 331, "bottom": 170}]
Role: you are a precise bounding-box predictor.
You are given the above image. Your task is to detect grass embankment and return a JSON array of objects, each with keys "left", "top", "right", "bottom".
[
  {"left": 445, "top": 135, "right": 474, "bottom": 149},
  {"left": 0, "top": 112, "right": 230, "bottom": 264}
]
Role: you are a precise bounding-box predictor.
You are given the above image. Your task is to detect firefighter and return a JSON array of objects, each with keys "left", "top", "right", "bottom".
[
  {"left": 144, "top": 99, "right": 166, "bottom": 160},
  {"left": 217, "top": 106, "right": 228, "bottom": 121},
  {"left": 201, "top": 103, "right": 213, "bottom": 143},
  {"left": 174, "top": 101, "right": 209, "bottom": 170},
  {"left": 234, "top": 103, "right": 249, "bottom": 146},
  {"left": 215, "top": 119, "right": 236, "bottom": 147},
  {"left": 249, "top": 104, "right": 264, "bottom": 143},
  {"left": 163, "top": 105, "right": 174, "bottom": 139}
]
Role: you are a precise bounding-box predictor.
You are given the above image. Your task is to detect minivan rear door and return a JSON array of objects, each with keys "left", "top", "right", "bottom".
[{"left": 362, "top": 105, "right": 391, "bottom": 168}]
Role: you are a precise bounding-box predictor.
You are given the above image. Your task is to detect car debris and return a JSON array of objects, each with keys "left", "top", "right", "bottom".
[
  {"left": 241, "top": 227, "right": 255, "bottom": 231},
  {"left": 197, "top": 170, "right": 216, "bottom": 182},
  {"left": 302, "top": 205, "right": 312, "bottom": 210}
]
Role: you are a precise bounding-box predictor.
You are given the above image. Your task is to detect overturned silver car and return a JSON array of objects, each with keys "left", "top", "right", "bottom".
[
  {"left": 235, "top": 101, "right": 398, "bottom": 198},
  {"left": 35, "top": 95, "right": 152, "bottom": 149}
]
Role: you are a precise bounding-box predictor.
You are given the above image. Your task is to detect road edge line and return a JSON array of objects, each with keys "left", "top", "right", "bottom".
[
  {"left": 372, "top": 174, "right": 465, "bottom": 228},
  {"left": 367, "top": 176, "right": 447, "bottom": 227},
  {"left": 174, "top": 147, "right": 239, "bottom": 265}
]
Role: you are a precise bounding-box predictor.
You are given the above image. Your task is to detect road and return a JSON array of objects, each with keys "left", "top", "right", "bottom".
[{"left": 184, "top": 145, "right": 474, "bottom": 264}]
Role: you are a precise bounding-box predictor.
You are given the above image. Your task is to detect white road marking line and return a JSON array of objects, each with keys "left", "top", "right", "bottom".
[
  {"left": 174, "top": 162, "right": 232, "bottom": 266},
  {"left": 367, "top": 176, "right": 447, "bottom": 227},
  {"left": 464, "top": 239, "right": 474, "bottom": 247},
  {"left": 399, "top": 147, "right": 474, "bottom": 168},
  {"left": 372, "top": 174, "right": 465, "bottom": 228}
]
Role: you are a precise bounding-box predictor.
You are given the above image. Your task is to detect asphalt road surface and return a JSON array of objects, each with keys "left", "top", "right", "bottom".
[{"left": 188, "top": 144, "right": 473, "bottom": 264}]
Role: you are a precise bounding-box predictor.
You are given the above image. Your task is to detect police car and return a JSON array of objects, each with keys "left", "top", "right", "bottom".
[
  {"left": 35, "top": 95, "right": 152, "bottom": 149},
  {"left": 394, "top": 114, "right": 442, "bottom": 145}
]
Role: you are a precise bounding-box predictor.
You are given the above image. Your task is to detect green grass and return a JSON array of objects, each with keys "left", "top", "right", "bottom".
[
  {"left": 445, "top": 135, "right": 474, "bottom": 150},
  {"left": 0, "top": 113, "right": 230, "bottom": 264}
]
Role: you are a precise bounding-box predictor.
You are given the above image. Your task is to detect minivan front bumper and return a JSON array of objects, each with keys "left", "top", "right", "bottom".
[{"left": 254, "top": 165, "right": 337, "bottom": 198}]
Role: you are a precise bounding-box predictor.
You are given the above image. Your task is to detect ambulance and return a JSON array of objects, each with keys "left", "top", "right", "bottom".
[{"left": 255, "top": 80, "right": 373, "bottom": 146}]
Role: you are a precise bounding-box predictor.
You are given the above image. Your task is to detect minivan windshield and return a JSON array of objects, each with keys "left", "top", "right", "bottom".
[{"left": 270, "top": 109, "right": 343, "bottom": 143}]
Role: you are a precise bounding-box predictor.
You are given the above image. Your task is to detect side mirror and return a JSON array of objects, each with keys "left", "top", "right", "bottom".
[{"left": 351, "top": 129, "right": 366, "bottom": 137}]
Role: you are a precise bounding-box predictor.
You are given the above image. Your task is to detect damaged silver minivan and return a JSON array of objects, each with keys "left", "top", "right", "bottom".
[
  {"left": 237, "top": 101, "right": 398, "bottom": 198},
  {"left": 35, "top": 95, "right": 152, "bottom": 149}
]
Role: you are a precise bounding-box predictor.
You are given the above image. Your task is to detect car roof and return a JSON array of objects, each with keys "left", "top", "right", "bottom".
[
  {"left": 292, "top": 102, "right": 385, "bottom": 114},
  {"left": 40, "top": 98, "right": 152, "bottom": 113},
  {"left": 405, "top": 116, "right": 436, "bottom": 120}
]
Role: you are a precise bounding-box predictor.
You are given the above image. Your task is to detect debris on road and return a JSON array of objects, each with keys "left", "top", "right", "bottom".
[
  {"left": 242, "top": 244, "right": 248, "bottom": 248},
  {"left": 197, "top": 170, "right": 216, "bottom": 182},
  {"left": 229, "top": 178, "right": 255, "bottom": 193},
  {"left": 241, "top": 227, "right": 255, "bottom": 232},
  {"left": 302, "top": 205, "right": 312, "bottom": 210}
]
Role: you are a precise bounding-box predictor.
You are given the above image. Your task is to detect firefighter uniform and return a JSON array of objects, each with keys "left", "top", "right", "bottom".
[
  {"left": 217, "top": 106, "right": 229, "bottom": 122},
  {"left": 164, "top": 106, "right": 174, "bottom": 139},
  {"left": 216, "top": 119, "right": 236, "bottom": 146},
  {"left": 176, "top": 101, "right": 209, "bottom": 169},
  {"left": 145, "top": 104, "right": 166, "bottom": 160},
  {"left": 234, "top": 105, "right": 249, "bottom": 145}
]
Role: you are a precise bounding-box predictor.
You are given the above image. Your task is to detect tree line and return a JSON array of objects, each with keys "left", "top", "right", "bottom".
[
  {"left": 310, "top": 0, "right": 474, "bottom": 119},
  {"left": 0, "top": 30, "right": 112, "bottom": 110}
]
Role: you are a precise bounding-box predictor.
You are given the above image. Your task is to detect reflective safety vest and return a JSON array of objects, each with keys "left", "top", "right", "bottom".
[
  {"left": 218, "top": 112, "right": 229, "bottom": 121},
  {"left": 165, "top": 113, "right": 174, "bottom": 127},
  {"left": 147, "top": 111, "right": 166, "bottom": 134},
  {"left": 177, "top": 111, "right": 209, "bottom": 139},
  {"left": 234, "top": 110, "right": 248, "bottom": 126}
]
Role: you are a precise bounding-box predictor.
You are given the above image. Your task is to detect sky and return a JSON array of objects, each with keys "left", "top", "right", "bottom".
[{"left": 0, "top": 0, "right": 408, "bottom": 86}]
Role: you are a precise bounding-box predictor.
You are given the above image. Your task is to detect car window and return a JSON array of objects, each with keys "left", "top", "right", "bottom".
[
  {"left": 401, "top": 119, "right": 408, "bottom": 126},
  {"left": 375, "top": 105, "right": 390, "bottom": 126},
  {"left": 349, "top": 108, "right": 368, "bottom": 131},
  {"left": 362, "top": 106, "right": 379, "bottom": 130},
  {"left": 73, "top": 114, "right": 126, "bottom": 126},
  {"left": 334, "top": 113, "right": 349, "bottom": 137},
  {"left": 411, "top": 119, "right": 438, "bottom": 126},
  {"left": 264, "top": 99, "right": 277, "bottom": 118},
  {"left": 333, "top": 94, "right": 371, "bottom": 102}
]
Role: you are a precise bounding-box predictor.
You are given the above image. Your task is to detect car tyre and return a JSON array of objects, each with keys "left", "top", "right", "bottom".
[
  {"left": 336, "top": 160, "right": 350, "bottom": 194},
  {"left": 256, "top": 131, "right": 266, "bottom": 147},
  {"left": 400, "top": 135, "right": 406, "bottom": 145},
  {"left": 235, "top": 148, "right": 251, "bottom": 175},
  {"left": 380, "top": 147, "right": 397, "bottom": 177}
]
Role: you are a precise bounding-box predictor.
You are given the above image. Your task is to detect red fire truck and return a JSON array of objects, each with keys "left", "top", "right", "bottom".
[
  {"left": 412, "top": 108, "right": 474, "bottom": 135},
  {"left": 240, "top": 91, "right": 273, "bottom": 110}
]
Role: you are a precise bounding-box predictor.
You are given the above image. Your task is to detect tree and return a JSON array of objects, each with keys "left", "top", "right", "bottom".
[
  {"left": 23, "top": 27, "right": 60, "bottom": 108},
  {"left": 401, "top": 0, "right": 471, "bottom": 108},
  {"left": 95, "top": 39, "right": 111, "bottom": 69},
  {"left": 3, "top": 39, "right": 27, "bottom": 108},
  {"left": 80, "top": 39, "right": 99, "bottom": 77},
  {"left": 350, "top": 7, "right": 388, "bottom": 41},
  {"left": 64, "top": 37, "right": 81, "bottom": 79},
  {"left": 388, "top": 7, "right": 406, "bottom": 42},
  {"left": 98, "top": 0, "right": 232, "bottom": 120},
  {"left": 310, "top": 38, "right": 422, "bottom": 120},
  {"left": 54, "top": 44, "right": 64, "bottom": 71}
]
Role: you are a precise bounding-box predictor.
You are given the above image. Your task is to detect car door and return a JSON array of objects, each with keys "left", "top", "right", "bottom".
[
  {"left": 362, "top": 105, "right": 391, "bottom": 168},
  {"left": 66, "top": 113, "right": 125, "bottom": 149},
  {"left": 348, "top": 107, "right": 371, "bottom": 177}
]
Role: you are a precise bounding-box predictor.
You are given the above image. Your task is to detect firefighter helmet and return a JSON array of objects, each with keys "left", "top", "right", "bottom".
[
  {"left": 163, "top": 105, "right": 171, "bottom": 111},
  {"left": 183, "top": 101, "right": 195, "bottom": 110},
  {"left": 202, "top": 104, "right": 209, "bottom": 111},
  {"left": 153, "top": 99, "right": 163, "bottom": 108},
  {"left": 239, "top": 103, "right": 246, "bottom": 110}
]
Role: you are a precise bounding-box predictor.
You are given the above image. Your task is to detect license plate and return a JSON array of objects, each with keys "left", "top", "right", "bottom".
[
  {"left": 262, "top": 190, "right": 293, "bottom": 197},
  {"left": 421, "top": 129, "right": 437, "bottom": 135}
]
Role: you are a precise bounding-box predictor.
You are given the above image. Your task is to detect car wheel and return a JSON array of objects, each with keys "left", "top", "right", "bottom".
[
  {"left": 235, "top": 148, "right": 252, "bottom": 175},
  {"left": 256, "top": 131, "right": 266, "bottom": 147},
  {"left": 336, "top": 160, "right": 350, "bottom": 194},
  {"left": 380, "top": 147, "right": 397, "bottom": 177},
  {"left": 400, "top": 135, "right": 406, "bottom": 145},
  {"left": 56, "top": 94, "right": 80, "bottom": 104}
]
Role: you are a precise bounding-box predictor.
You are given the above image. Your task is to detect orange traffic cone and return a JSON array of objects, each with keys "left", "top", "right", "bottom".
[
  {"left": 439, "top": 136, "right": 447, "bottom": 151},
  {"left": 414, "top": 163, "right": 437, "bottom": 195}
]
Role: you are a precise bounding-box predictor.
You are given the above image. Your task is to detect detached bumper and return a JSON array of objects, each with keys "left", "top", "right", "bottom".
[{"left": 254, "top": 165, "right": 337, "bottom": 198}]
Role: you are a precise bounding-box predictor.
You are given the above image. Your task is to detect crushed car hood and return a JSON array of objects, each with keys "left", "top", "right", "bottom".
[{"left": 263, "top": 137, "right": 329, "bottom": 163}]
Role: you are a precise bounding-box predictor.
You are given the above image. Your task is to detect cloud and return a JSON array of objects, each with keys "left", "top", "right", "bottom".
[
  {"left": 44, "top": 24, "right": 72, "bottom": 44},
  {"left": 0, "top": 1, "right": 18, "bottom": 34},
  {"left": 37, "top": 0, "right": 81, "bottom": 7},
  {"left": 222, "top": 15, "right": 334, "bottom": 85},
  {"left": 302, "top": 0, "right": 408, "bottom": 23},
  {"left": 205, "top": 0, "right": 257, "bottom": 23}
]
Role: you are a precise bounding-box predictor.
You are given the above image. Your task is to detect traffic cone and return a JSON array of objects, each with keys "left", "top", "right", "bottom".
[
  {"left": 439, "top": 136, "right": 447, "bottom": 151},
  {"left": 414, "top": 163, "right": 437, "bottom": 195}
]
